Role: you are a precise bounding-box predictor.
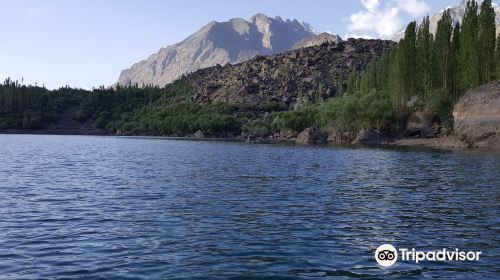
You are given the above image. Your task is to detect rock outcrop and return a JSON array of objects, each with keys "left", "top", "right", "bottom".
[
  {"left": 185, "top": 38, "right": 395, "bottom": 108},
  {"left": 117, "top": 14, "right": 316, "bottom": 87},
  {"left": 453, "top": 81, "right": 500, "bottom": 149},
  {"left": 352, "top": 129, "right": 390, "bottom": 146},
  {"left": 296, "top": 127, "right": 328, "bottom": 144}
]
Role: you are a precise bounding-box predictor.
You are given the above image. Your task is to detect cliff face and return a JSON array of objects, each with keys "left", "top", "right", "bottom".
[
  {"left": 117, "top": 14, "right": 316, "bottom": 87},
  {"left": 453, "top": 81, "right": 500, "bottom": 148},
  {"left": 183, "top": 38, "right": 395, "bottom": 107}
]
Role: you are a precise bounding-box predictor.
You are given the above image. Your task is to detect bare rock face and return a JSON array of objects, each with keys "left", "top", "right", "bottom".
[
  {"left": 185, "top": 38, "right": 395, "bottom": 108},
  {"left": 117, "top": 14, "right": 316, "bottom": 87},
  {"left": 296, "top": 127, "right": 327, "bottom": 144},
  {"left": 292, "top": 33, "right": 342, "bottom": 50},
  {"left": 453, "top": 81, "right": 500, "bottom": 149}
]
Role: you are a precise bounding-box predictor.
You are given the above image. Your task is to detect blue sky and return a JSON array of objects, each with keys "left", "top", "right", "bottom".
[{"left": 0, "top": 0, "right": 459, "bottom": 89}]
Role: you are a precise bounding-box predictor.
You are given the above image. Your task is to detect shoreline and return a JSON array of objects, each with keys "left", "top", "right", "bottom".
[{"left": 3, "top": 129, "right": 499, "bottom": 152}]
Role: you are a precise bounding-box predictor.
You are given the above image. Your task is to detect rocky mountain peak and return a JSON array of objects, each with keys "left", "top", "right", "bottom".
[{"left": 117, "top": 14, "right": 318, "bottom": 87}]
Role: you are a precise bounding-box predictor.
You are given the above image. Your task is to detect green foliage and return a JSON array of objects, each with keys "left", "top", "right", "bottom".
[
  {"left": 112, "top": 102, "right": 240, "bottom": 136},
  {"left": 73, "top": 111, "right": 88, "bottom": 122},
  {"left": 496, "top": 35, "right": 500, "bottom": 79},
  {"left": 478, "top": 0, "right": 497, "bottom": 83},
  {"left": 433, "top": 10, "right": 453, "bottom": 95},
  {"left": 243, "top": 120, "right": 271, "bottom": 137},
  {"left": 416, "top": 16, "right": 433, "bottom": 99},
  {"left": 460, "top": 0, "right": 480, "bottom": 92}
]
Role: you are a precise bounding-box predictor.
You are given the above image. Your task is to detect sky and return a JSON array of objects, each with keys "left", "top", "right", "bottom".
[{"left": 0, "top": 0, "right": 460, "bottom": 89}]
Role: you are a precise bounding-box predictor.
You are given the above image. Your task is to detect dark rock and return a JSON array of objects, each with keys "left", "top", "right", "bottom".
[
  {"left": 406, "top": 111, "right": 435, "bottom": 137},
  {"left": 296, "top": 127, "right": 328, "bottom": 144},
  {"left": 193, "top": 130, "right": 205, "bottom": 138},
  {"left": 352, "top": 129, "right": 389, "bottom": 146}
]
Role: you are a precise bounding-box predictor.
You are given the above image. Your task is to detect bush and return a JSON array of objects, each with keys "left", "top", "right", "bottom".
[
  {"left": 73, "top": 111, "right": 88, "bottom": 122},
  {"left": 243, "top": 120, "right": 271, "bottom": 137},
  {"left": 95, "top": 117, "right": 108, "bottom": 129}
]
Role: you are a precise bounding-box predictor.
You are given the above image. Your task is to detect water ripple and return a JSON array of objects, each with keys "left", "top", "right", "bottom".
[{"left": 0, "top": 135, "right": 498, "bottom": 279}]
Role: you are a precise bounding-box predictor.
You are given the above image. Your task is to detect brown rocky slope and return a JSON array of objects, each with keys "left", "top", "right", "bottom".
[{"left": 182, "top": 38, "right": 395, "bottom": 108}]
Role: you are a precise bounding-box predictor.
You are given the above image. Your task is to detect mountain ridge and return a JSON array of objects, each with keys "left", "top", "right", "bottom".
[{"left": 117, "top": 14, "right": 318, "bottom": 87}]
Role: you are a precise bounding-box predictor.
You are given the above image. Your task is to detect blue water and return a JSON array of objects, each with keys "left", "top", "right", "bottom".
[{"left": 0, "top": 135, "right": 498, "bottom": 279}]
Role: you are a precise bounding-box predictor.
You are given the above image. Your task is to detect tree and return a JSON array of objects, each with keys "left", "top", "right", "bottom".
[
  {"left": 338, "top": 71, "right": 344, "bottom": 97},
  {"left": 346, "top": 71, "right": 357, "bottom": 96},
  {"left": 433, "top": 10, "right": 453, "bottom": 97},
  {"left": 416, "top": 16, "right": 433, "bottom": 100},
  {"left": 459, "top": 0, "right": 479, "bottom": 93},
  {"left": 450, "top": 22, "right": 461, "bottom": 103},
  {"left": 399, "top": 21, "right": 417, "bottom": 106},
  {"left": 478, "top": 0, "right": 497, "bottom": 83},
  {"left": 496, "top": 35, "right": 500, "bottom": 79}
]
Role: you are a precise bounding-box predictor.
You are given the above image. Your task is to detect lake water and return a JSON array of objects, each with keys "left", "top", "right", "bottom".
[{"left": 0, "top": 134, "right": 498, "bottom": 279}]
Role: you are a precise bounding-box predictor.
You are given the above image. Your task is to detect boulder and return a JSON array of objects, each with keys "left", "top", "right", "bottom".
[
  {"left": 453, "top": 82, "right": 500, "bottom": 149},
  {"left": 193, "top": 130, "right": 205, "bottom": 138},
  {"left": 352, "top": 128, "right": 389, "bottom": 146},
  {"left": 406, "top": 111, "right": 435, "bottom": 137},
  {"left": 296, "top": 127, "right": 327, "bottom": 144}
]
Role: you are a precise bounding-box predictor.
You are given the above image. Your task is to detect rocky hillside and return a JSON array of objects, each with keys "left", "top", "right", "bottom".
[
  {"left": 391, "top": 0, "right": 500, "bottom": 41},
  {"left": 183, "top": 38, "right": 395, "bottom": 107},
  {"left": 117, "top": 14, "right": 317, "bottom": 87},
  {"left": 453, "top": 81, "right": 500, "bottom": 149}
]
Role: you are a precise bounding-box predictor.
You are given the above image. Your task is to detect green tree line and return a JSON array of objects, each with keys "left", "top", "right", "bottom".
[{"left": 343, "top": 0, "right": 499, "bottom": 131}]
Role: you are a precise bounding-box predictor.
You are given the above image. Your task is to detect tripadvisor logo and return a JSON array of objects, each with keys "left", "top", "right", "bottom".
[
  {"left": 375, "top": 244, "right": 398, "bottom": 267},
  {"left": 374, "top": 244, "right": 482, "bottom": 267}
]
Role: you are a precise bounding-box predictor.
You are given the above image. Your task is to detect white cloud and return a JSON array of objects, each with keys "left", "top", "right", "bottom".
[
  {"left": 362, "top": 0, "right": 380, "bottom": 12},
  {"left": 396, "top": 0, "right": 430, "bottom": 17},
  {"left": 347, "top": 0, "right": 430, "bottom": 38}
]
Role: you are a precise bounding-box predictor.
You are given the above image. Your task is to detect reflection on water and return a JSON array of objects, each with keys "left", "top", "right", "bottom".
[{"left": 0, "top": 135, "right": 498, "bottom": 279}]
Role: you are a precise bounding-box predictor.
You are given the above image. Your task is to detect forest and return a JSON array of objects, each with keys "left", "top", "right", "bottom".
[{"left": 0, "top": 0, "right": 498, "bottom": 138}]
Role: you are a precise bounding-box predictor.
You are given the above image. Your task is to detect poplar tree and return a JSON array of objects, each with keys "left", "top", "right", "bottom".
[
  {"left": 496, "top": 35, "right": 500, "bottom": 79},
  {"left": 399, "top": 22, "right": 417, "bottom": 105},
  {"left": 450, "top": 22, "right": 461, "bottom": 103},
  {"left": 478, "top": 0, "right": 497, "bottom": 83},
  {"left": 459, "top": 0, "right": 479, "bottom": 93},
  {"left": 338, "top": 71, "right": 344, "bottom": 96},
  {"left": 433, "top": 9, "right": 453, "bottom": 96},
  {"left": 416, "top": 16, "right": 433, "bottom": 100},
  {"left": 346, "top": 71, "right": 356, "bottom": 96}
]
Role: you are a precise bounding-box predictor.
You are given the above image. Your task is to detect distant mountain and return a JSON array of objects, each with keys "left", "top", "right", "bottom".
[
  {"left": 117, "top": 14, "right": 318, "bottom": 87},
  {"left": 391, "top": 0, "right": 500, "bottom": 41},
  {"left": 292, "top": 33, "right": 343, "bottom": 50}
]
